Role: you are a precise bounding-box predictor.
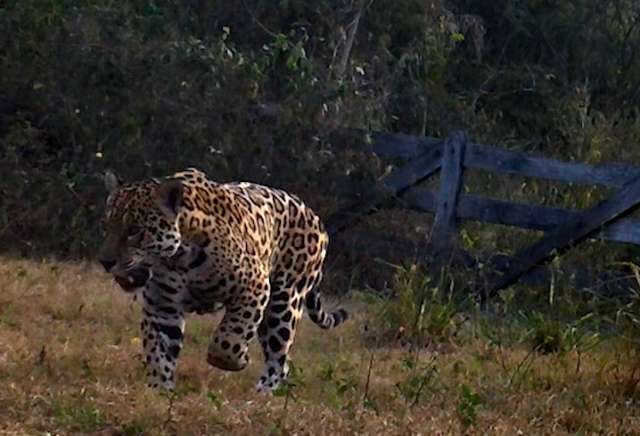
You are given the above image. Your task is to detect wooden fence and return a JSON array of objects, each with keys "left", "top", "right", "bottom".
[{"left": 327, "top": 130, "right": 640, "bottom": 301}]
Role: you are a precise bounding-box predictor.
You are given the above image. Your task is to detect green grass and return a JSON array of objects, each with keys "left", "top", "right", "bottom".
[{"left": 1, "top": 258, "right": 640, "bottom": 435}]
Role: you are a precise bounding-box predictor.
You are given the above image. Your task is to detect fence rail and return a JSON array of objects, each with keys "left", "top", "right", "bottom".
[
  {"left": 328, "top": 129, "right": 640, "bottom": 299},
  {"left": 402, "top": 187, "right": 640, "bottom": 245},
  {"left": 341, "top": 129, "right": 640, "bottom": 187}
]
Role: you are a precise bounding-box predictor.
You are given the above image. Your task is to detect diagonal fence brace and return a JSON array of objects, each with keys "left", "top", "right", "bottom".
[
  {"left": 486, "top": 173, "right": 640, "bottom": 299},
  {"left": 327, "top": 143, "right": 444, "bottom": 237}
]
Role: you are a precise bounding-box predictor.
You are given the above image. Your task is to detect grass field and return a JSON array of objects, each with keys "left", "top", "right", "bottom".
[{"left": 1, "top": 258, "right": 640, "bottom": 435}]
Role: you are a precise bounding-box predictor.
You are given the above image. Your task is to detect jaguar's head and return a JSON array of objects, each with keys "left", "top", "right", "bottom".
[{"left": 98, "top": 171, "right": 184, "bottom": 291}]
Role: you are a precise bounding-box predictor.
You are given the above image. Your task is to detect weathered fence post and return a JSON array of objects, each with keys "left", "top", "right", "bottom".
[
  {"left": 429, "top": 131, "right": 467, "bottom": 274},
  {"left": 327, "top": 143, "right": 444, "bottom": 236}
]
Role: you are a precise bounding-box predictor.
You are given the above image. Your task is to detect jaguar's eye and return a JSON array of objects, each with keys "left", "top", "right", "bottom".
[{"left": 127, "top": 225, "right": 143, "bottom": 237}]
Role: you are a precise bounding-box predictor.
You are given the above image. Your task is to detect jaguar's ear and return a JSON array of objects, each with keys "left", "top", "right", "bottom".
[
  {"left": 104, "top": 170, "right": 121, "bottom": 193},
  {"left": 155, "top": 179, "right": 184, "bottom": 218}
]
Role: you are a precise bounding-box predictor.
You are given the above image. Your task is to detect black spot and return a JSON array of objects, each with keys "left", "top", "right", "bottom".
[
  {"left": 295, "top": 277, "right": 307, "bottom": 292},
  {"left": 221, "top": 340, "right": 230, "bottom": 350},
  {"left": 232, "top": 344, "right": 241, "bottom": 354},
  {"left": 294, "top": 257, "right": 306, "bottom": 274},
  {"left": 271, "top": 304, "right": 287, "bottom": 313},
  {"left": 267, "top": 317, "right": 279, "bottom": 328},
  {"left": 288, "top": 202, "right": 299, "bottom": 218},
  {"left": 293, "top": 233, "right": 304, "bottom": 249},
  {"left": 159, "top": 306, "right": 178, "bottom": 315},
  {"left": 242, "top": 311, "right": 252, "bottom": 319},
  {"left": 233, "top": 327, "right": 244, "bottom": 335},
  {"left": 335, "top": 309, "right": 349, "bottom": 324},
  {"left": 156, "top": 282, "right": 178, "bottom": 295},
  {"left": 278, "top": 328, "right": 291, "bottom": 341},
  {"left": 272, "top": 291, "right": 289, "bottom": 302},
  {"left": 274, "top": 196, "right": 285, "bottom": 213},
  {"left": 189, "top": 249, "right": 207, "bottom": 268},
  {"left": 158, "top": 324, "right": 182, "bottom": 340},
  {"left": 168, "top": 345, "right": 181, "bottom": 358},
  {"left": 283, "top": 256, "right": 293, "bottom": 270},
  {"left": 278, "top": 234, "right": 290, "bottom": 251},
  {"left": 309, "top": 274, "right": 320, "bottom": 290},
  {"left": 306, "top": 293, "right": 319, "bottom": 309},
  {"left": 282, "top": 310, "right": 293, "bottom": 323},
  {"left": 268, "top": 367, "right": 276, "bottom": 376},
  {"left": 156, "top": 294, "right": 173, "bottom": 305},
  {"left": 269, "top": 336, "right": 282, "bottom": 352}
]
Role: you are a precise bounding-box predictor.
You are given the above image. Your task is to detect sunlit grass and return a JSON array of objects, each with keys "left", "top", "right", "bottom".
[{"left": 1, "top": 257, "right": 640, "bottom": 434}]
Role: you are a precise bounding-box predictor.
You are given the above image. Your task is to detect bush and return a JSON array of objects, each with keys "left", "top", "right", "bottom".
[{"left": 1, "top": 0, "right": 640, "bottom": 263}]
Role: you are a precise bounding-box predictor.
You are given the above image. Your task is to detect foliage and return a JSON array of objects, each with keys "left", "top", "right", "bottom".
[
  {"left": 2, "top": 0, "right": 639, "bottom": 259},
  {"left": 394, "top": 352, "right": 438, "bottom": 407},
  {"left": 364, "top": 263, "right": 466, "bottom": 346},
  {"left": 457, "top": 383, "right": 482, "bottom": 430}
]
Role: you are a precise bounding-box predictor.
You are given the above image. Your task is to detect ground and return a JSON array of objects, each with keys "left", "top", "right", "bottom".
[{"left": 1, "top": 258, "right": 640, "bottom": 435}]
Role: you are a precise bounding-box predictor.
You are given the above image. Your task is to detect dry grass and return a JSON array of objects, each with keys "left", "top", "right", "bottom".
[{"left": 1, "top": 258, "right": 640, "bottom": 435}]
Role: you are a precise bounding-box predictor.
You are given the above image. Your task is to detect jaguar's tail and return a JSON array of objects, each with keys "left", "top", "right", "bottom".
[{"left": 305, "top": 289, "right": 348, "bottom": 329}]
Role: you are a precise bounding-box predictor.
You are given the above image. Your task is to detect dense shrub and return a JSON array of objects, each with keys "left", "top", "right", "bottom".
[{"left": 1, "top": 0, "right": 639, "bottom": 259}]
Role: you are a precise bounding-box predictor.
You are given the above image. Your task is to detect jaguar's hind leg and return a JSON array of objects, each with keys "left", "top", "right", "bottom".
[
  {"left": 256, "top": 272, "right": 317, "bottom": 392},
  {"left": 206, "top": 279, "right": 270, "bottom": 372}
]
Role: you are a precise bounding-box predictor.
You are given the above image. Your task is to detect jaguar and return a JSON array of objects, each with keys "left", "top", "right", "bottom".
[{"left": 98, "top": 168, "right": 348, "bottom": 392}]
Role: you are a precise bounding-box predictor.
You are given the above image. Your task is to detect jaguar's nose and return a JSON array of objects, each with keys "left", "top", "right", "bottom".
[{"left": 99, "top": 259, "right": 116, "bottom": 272}]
